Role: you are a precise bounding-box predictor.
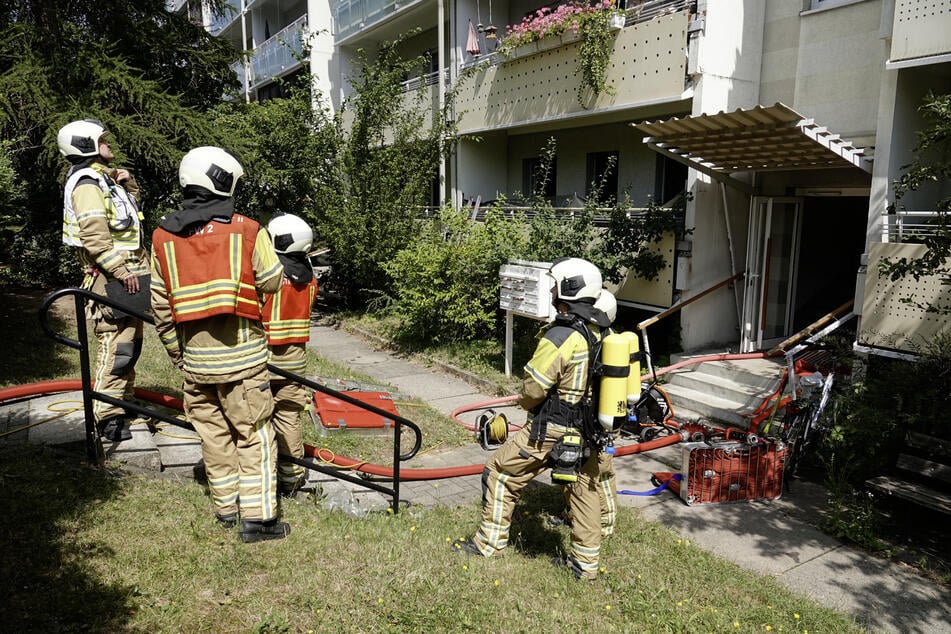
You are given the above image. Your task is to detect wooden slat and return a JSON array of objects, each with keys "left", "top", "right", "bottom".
[
  {"left": 896, "top": 454, "right": 951, "bottom": 486},
  {"left": 866, "top": 476, "right": 951, "bottom": 515},
  {"left": 905, "top": 432, "right": 951, "bottom": 461}
]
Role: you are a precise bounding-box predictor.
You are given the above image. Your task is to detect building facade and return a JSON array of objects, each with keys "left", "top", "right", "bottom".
[{"left": 192, "top": 0, "right": 951, "bottom": 357}]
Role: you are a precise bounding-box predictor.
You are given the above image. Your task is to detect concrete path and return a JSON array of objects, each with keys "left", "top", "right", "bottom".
[{"left": 2, "top": 319, "right": 949, "bottom": 633}]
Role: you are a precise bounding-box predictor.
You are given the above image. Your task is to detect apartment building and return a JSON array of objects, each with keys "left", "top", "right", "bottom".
[{"left": 190, "top": 0, "right": 950, "bottom": 358}]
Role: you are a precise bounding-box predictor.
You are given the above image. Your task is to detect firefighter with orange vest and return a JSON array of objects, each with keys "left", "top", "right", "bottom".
[
  {"left": 262, "top": 213, "right": 318, "bottom": 496},
  {"left": 150, "top": 146, "right": 290, "bottom": 543}
]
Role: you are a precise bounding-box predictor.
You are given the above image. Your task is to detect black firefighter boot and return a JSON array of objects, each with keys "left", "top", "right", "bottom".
[
  {"left": 239, "top": 518, "right": 291, "bottom": 543},
  {"left": 98, "top": 415, "right": 132, "bottom": 442}
]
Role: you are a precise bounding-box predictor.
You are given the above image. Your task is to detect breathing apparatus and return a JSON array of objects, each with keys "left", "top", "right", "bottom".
[
  {"left": 475, "top": 409, "right": 509, "bottom": 450},
  {"left": 550, "top": 432, "right": 584, "bottom": 482}
]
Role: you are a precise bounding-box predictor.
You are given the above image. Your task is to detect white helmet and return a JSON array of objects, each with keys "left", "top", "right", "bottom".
[
  {"left": 550, "top": 257, "right": 602, "bottom": 303},
  {"left": 268, "top": 214, "right": 314, "bottom": 254},
  {"left": 592, "top": 289, "right": 617, "bottom": 327},
  {"left": 179, "top": 146, "right": 244, "bottom": 197},
  {"left": 57, "top": 119, "right": 107, "bottom": 158}
]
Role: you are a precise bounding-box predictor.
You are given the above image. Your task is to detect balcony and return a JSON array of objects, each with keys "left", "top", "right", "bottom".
[
  {"left": 208, "top": 0, "right": 241, "bottom": 36},
  {"left": 334, "top": 0, "right": 402, "bottom": 39},
  {"left": 890, "top": 0, "right": 951, "bottom": 63},
  {"left": 454, "top": 4, "right": 690, "bottom": 134},
  {"left": 248, "top": 15, "right": 308, "bottom": 89}
]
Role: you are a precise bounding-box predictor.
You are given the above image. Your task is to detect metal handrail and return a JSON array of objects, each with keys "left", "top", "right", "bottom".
[
  {"left": 635, "top": 271, "right": 745, "bottom": 376},
  {"left": 39, "top": 286, "right": 422, "bottom": 514}
]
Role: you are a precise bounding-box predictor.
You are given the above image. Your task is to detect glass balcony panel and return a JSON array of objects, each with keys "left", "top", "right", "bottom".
[
  {"left": 208, "top": 0, "right": 241, "bottom": 36},
  {"left": 249, "top": 15, "right": 308, "bottom": 88}
]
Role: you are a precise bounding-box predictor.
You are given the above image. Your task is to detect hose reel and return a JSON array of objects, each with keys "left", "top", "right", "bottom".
[{"left": 476, "top": 409, "right": 508, "bottom": 450}]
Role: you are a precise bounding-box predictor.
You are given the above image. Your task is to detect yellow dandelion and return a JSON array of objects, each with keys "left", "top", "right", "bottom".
[
  {"left": 637, "top": 574, "right": 642, "bottom": 579},
  {"left": 446, "top": 537, "right": 452, "bottom": 542},
  {"left": 605, "top": 605, "right": 611, "bottom": 611},
  {"left": 677, "top": 601, "right": 683, "bottom": 607},
  {"left": 677, "top": 538, "right": 683, "bottom": 545},
  {"left": 494, "top": 579, "right": 500, "bottom": 586},
  {"left": 765, "top": 626, "right": 773, "bottom": 631},
  {"left": 378, "top": 598, "right": 384, "bottom": 604},
  {"left": 734, "top": 621, "right": 740, "bottom": 629},
  {"left": 463, "top": 564, "right": 468, "bottom": 570},
  {"left": 794, "top": 614, "right": 800, "bottom": 620},
  {"left": 410, "top": 526, "right": 417, "bottom": 531}
]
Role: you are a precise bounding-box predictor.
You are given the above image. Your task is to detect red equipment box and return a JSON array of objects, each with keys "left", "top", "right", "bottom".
[
  {"left": 312, "top": 391, "right": 400, "bottom": 431},
  {"left": 678, "top": 440, "right": 787, "bottom": 505}
]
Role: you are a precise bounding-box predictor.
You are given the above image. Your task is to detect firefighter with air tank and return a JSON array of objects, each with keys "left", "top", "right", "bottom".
[{"left": 454, "top": 257, "right": 632, "bottom": 580}]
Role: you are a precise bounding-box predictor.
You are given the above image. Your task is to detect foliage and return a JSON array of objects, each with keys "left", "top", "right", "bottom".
[
  {"left": 880, "top": 91, "right": 951, "bottom": 313},
  {"left": 384, "top": 206, "right": 528, "bottom": 344},
  {"left": 599, "top": 191, "right": 693, "bottom": 283},
  {"left": 576, "top": 3, "right": 619, "bottom": 106},
  {"left": 313, "top": 34, "right": 456, "bottom": 308},
  {"left": 208, "top": 78, "right": 337, "bottom": 226},
  {"left": 0, "top": 0, "right": 239, "bottom": 287}
]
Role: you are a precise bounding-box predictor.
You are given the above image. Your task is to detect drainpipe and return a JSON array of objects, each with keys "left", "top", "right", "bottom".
[
  {"left": 437, "top": 0, "right": 447, "bottom": 207},
  {"left": 241, "top": 0, "right": 251, "bottom": 103}
]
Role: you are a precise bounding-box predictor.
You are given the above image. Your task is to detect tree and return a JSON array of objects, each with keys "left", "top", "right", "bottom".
[
  {"left": 880, "top": 91, "right": 951, "bottom": 314},
  {"left": 313, "top": 34, "right": 456, "bottom": 307},
  {"left": 0, "top": 0, "right": 238, "bottom": 286}
]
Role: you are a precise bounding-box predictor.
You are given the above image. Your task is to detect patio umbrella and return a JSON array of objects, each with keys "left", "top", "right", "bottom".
[{"left": 466, "top": 19, "right": 480, "bottom": 56}]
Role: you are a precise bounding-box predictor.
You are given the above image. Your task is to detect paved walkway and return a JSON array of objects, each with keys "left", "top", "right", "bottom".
[{"left": 2, "top": 320, "right": 950, "bottom": 633}]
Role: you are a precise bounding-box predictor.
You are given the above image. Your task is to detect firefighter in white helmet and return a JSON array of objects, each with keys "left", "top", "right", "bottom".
[
  {"left": 262, "top": 213, "right": 318, "bottom": 496},
  {"left": 57, "top": 118, "right": 149, "bottom": 442},
  {"left": 454, "top": 257, "right": 607, "bottom": 581},
  {"left": 150, "top": 146, "right": 290, "bottom": 542}
]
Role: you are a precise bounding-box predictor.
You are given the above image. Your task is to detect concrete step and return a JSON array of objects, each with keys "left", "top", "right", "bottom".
[
  {"left": 666, "top": 367, "right": 776, "bottom": 410},
  {"left": 661, "top": 383, "right": 752, "bottom": 429},
  {"left": 690, "top": 358, "right": 785, "bottom": 390}
]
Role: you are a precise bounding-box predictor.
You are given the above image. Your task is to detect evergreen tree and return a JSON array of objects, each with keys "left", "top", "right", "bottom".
[{"left": 0, "top": 0, "right": 238, "bottom": 286}]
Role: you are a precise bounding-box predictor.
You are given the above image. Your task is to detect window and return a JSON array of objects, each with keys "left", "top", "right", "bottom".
[
  {"left": 653, "top": 154, "right": 687, "bottom": 205},
  {"left": 523, "top": 156, "right": 557, "bottom": 201},
  {"left": 585, "top": 151, "right": 619, "bottom": 203}
]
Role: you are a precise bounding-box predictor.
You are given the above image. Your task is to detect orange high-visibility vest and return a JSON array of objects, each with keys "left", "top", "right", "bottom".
[
  {"left": 262, "top": 277, "right": 318, "bottom": 345},
  {"left": 153, "top": 214, "right": 262, "bottom": 323}
]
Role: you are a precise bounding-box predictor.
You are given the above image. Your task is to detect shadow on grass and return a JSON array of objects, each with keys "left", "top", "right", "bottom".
[
  {"left": 0, "top": 445, "right": 132, "bottom": 632},
  {"left": 0, "top": 288, "right": 79, "bottom": 387},
  {"left": 509, "top": 480, "right": 570, "bottom": 559}
]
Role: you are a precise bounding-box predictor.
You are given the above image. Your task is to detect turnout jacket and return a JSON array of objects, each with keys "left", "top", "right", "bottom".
[
  {"left": 262, "top": 276, "right": 318, "bottom": 375},
  {"left": 62, "top": 161, "right": 148, "bottom": 284},
  {"left": 151, "top": 212, "right": 283, "bottom": 384},
  {"left": 519, "top": 312, "right": 603, "bottom": 415}
]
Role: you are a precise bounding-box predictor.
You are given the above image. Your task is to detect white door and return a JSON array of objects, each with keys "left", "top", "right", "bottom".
[{"left": 740, "top": 197, "right": 803, "bottom": 352}]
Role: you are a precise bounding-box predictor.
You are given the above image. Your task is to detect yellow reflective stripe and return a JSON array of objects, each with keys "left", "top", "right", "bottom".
[
  {"left": 163, "top": 241, "right": 179, "bottom": 289},
  {"left": 75, "top": 208, "right": 107, "bottom": 220},
  {"left": 230, "top": 233, "right": 241, "bottom": 281}
]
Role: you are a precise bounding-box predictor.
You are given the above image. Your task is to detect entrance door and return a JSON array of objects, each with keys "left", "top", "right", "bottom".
[{"left": 740, "top": 197, "right": 803, "bottom": 352}]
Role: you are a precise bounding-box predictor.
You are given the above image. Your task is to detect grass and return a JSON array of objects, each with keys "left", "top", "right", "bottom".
[
  {"left": 1, "top": 289, "right": 865, "bottom": 632},
  {"left": 0, "top": 445, "right": 861, "bottom": 633}
]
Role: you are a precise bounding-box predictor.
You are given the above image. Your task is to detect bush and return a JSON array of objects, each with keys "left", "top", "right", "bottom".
[{"left": 384, "top": 207, "right": 528, "bottom": 344}]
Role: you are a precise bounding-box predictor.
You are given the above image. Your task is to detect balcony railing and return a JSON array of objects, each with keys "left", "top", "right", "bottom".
[
  {"left": 334, "top": 0, "right": 402, "bottom": 39},
  {"left": 881, "top": 210, "right": 946, "bottom": 242},
  {"left": 891, "top": 0, "right": 951, "bottom": 63},
  {"left": 208, "top": 0, "right": 241, "bottom": 36},
  {"left": 249, "top": 15, "right": 308, "bottom": 89},
  {"left": 455, "top": 2, "right": 691, "bottom": 134}
]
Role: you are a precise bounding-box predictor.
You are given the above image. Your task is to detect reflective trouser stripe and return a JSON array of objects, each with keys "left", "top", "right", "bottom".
[
  {"left": 566, "top": 450, "right": 603, "bottom": 579},
  {"left": 92, "top": 316, "right": 143, "bottom": 422},
  {"left": 598, "top": 451, "right": 617, "bottom": 537}
]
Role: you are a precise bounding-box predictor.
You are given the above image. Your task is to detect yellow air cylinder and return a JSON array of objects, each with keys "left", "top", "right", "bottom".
[
  {"left": 621, "top": 331, "right": 642, "bottom": 406},
  {"left": 598, "top": 333, "right": 630, "bottom": 432}
]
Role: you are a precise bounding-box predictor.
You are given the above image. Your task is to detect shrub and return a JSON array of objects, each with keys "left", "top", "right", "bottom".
[{"left": 384, "top": 206, "right": 528, "bottom": 344}]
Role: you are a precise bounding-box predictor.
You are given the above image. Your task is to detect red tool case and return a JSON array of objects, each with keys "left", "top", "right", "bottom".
[
  {"left": 312, "top": 391, "right": 400, "bottom": 430},
  {"left": 661, "top": 440, "right": 788, "bottom": 505}
]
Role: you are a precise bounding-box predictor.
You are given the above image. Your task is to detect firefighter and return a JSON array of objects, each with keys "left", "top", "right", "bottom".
[
  {"left": 454, "top": 257, "right": 607, "bottom": 581},
  {"left": 262, "top": 213, "right": 318, "bottom": 497},
  {"left": 150, "top": 146, "right": 289, "bottom": 542},
  {"left": 58, "top": 118, "right": 149, "bottom": 442}
]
